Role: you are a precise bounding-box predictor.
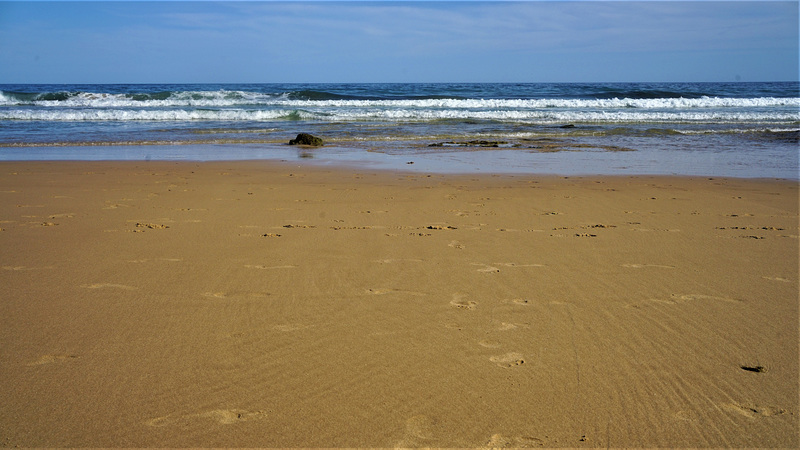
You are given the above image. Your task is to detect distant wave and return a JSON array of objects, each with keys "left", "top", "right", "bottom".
[
  {"left": 272, "top": 97, "right": 800, "bottom": 110},
  {"left": 587, "top": 88, "right": 712, "bottom": 99},
  {"left": 287, "top": 90, "right": 368, "bottom": 101},
  {"left": 286, "top": 89, "right": 468, "bottom": 101},
  {"left": 2, "top": 88, "right": 796, "bottom": 110},
  {"left": 0, "top": 89, "right": 281, "bottom": 107},
  {"left": 1, "top": 84, "right": 797, "bottom": 125},
  {"left": 0, "top": 108, "right": 315, "bottom": 121}
]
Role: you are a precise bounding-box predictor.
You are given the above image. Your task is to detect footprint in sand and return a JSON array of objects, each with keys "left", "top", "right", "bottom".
[
  {"left": 721, "top": 402, "right": 787, "bottom": 419},
  {"left": 473, "top": 262, "right": 542, "bottom": 273},
  {"left": 81, "top": 283, "right": 136, "bottom": 290},
  {"left": 198, "top": 409, "right": 268, "bottom": 424},
  {"left": 366, "top": 288, "right": 395, "bottom": 295},
  {"left": 367, "top": 288, "right": 416, "bottom": 296},
  {"left": 632, "top": 293, "right": 741, "bottom": 308},
  {"left": 472, "top": 263, "right": 501, "bottom": 273},
  {"left": 394, "top": 415, "right": 440, "bottom": 447},
  {"left": 146, "top": 409, "right": 267, "bottom": 427},
  {"left": 372, "top": 258, "right": 423, "bottom": 264},
  {"left": 670, "top": 293, "right": 741, "bottom": 303},
  {"left": 484, "top": 433, "right": 544, "bottom": 448},
  {"left": 48, "top": 213, "right": 74, "bottom": 219},
  {"left": 244, "top": 264, "right": 296, "bottom": 269},
  {"left": 497, "top": 320, "right": 530, "bottom": 331},
  {"left": 621, "top": 263, "right": 675, "bottom": 269},
  {"left": 448, "top": 240, "right": 465, "bottom": 249},
  {"left": 202, "top": 291, "right": 270, "bottom": 299},
  {"left": 762, "top": 276, "right": 792, "bottom": 282},
  {"left": 496, "top": 262, "right": 545, "bottom": 268},
  {"left": 452, "top": 301, "right": 478, "bottom": 310},
  {"left": 133, "top": 222, "right": 170, "bottom": 230},
  {"left": 450, "top": 294, "right": 477, "bottom": 310},
  {"left": 489, "top": 352, "right": 526, "bottom": 368},
  {"left": 366, "top": 288, "right": 425, "bottom": 296},
  {"left": 425, "top": 225, "right": 457, "bottom": 230}
]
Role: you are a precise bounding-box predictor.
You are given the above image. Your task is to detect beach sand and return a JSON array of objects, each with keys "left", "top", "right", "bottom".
[{"left": 0, "top": 160, "right": 797, "bottom": 447}]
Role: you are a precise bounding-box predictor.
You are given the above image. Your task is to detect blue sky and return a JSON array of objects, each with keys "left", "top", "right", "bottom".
[{"left": 0, "top": 1, "right": 797, "bottom": 83}]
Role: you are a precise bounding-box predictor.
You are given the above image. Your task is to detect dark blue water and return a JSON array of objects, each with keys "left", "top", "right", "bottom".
[{"left": 1, "top": 82, "right": 797, "bottom": 178}]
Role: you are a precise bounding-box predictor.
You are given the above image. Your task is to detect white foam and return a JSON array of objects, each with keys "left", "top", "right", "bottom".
[
  {"left": 24, "top": 90, "right": 280, "bottom": 108},
  {"left": 10, "top": 90, "right": 798, "bottom": 111},
  {"left": 0, "top": 108, "right": 312, "bottom": 121},
  {"left": 1, "top": 107, "right": 796, "bottom": 123},
  {"left": 2, "top": 92, "right": 798, "bottom": 124},
  {"left": 278, "top": 97, "right": 799, "bottom": 110},
  {"left": 0, "top": 91, "right": 19, "bottom": 106}
]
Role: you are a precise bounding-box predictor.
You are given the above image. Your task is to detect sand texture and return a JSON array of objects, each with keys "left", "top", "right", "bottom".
[{"left": 0, "top": 161, "right": 797, "bottom": 447}]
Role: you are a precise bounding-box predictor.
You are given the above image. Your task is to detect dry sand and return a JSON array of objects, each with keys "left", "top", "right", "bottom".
[{"left": 0, "top": 160, "right": 797, "bottom": 448}]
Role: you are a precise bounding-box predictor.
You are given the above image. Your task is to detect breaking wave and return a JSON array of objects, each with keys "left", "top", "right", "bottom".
[
  {"left": 1, "top": 88, "right": 797, "bottom": 110},
  {"left": 0, "top": 105, "right": 796, "bottom": 124},
  {"left": 1, "top": 84, "right": 797, "bottom": 125}
]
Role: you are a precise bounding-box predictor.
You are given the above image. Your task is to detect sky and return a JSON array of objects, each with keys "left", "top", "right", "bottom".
[{"left": 0, "top": 1, "right": 797, "bottom": 84}]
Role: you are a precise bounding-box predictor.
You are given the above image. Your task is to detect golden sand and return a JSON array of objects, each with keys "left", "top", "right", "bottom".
[{"left": 0, "top": 161, "right": 797, "bottom": 447}]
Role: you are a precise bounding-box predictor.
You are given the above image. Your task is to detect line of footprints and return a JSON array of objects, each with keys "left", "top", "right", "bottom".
[{"left": 449, "top": 293, "right": 527, "bottom": 369}]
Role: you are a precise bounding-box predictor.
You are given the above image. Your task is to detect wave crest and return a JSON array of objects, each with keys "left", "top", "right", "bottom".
[
  {"left": 2, "top": 88, "right": 796, "bottom": 110},
  {"left": 1, "top": 107, "right": 796, "bottom": 123}
]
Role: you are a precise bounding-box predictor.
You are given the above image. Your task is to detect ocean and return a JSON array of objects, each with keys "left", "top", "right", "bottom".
[{"left": 1, "top": 82, "right": 797, "bottom": 178}]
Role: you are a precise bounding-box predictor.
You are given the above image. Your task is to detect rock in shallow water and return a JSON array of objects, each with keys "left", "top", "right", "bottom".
[
  {"left": 289, "top": 133, "right": 324, "bottom": 146},
  {"left": 428, "top": 140, "right": 508, "bottom": 148}
]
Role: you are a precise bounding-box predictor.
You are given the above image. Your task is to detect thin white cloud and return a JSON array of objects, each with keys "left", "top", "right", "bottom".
[
  {"left": 194, "top": 2, "right": 799, "bottom": 55},
  {"left": 0, "top": 1, "right": 796, "bottom": 83}
]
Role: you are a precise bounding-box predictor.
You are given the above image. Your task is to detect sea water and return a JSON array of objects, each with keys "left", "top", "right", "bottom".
[{"left": 0, "top": 82, "right": 797, "bottom": 178}]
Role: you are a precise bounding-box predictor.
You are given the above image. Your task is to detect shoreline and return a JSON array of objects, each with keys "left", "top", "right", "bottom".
[
  {"left": 1, "top": 160, "right": 797, "bottom": 447},
  {"left": 1, "top": 157, "right": 798, "bottom": 182},
  {"left": 0, "top": 139, "right": 798, "bottom": 180}
]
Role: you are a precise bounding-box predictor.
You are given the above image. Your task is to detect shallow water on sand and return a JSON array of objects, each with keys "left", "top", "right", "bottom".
[{"left": 1, "top": 82, "right": 797, "bottom": 178}]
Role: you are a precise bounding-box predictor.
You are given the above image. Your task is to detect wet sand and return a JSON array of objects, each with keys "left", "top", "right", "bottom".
[{"left": 0, "top": 160, "right": 797, "bottom": 447}]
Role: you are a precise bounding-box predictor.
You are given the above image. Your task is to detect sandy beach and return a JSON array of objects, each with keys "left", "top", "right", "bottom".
[{"left": 0, "top": 160, "right": 797, "bottom": 447}]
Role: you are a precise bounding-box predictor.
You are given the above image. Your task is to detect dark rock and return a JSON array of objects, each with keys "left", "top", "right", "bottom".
[
  {"left": 428, "top": 140, "right": 508, "bottom": 148},
  {"left": 289, "top": 133, "right": 324, "bottom": 146},
  {"left": 466, "top": 140, "right": 507, "bottom": 147},
  {"left": 760, "top": 129, "right": 798, "bottom": 144}
]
